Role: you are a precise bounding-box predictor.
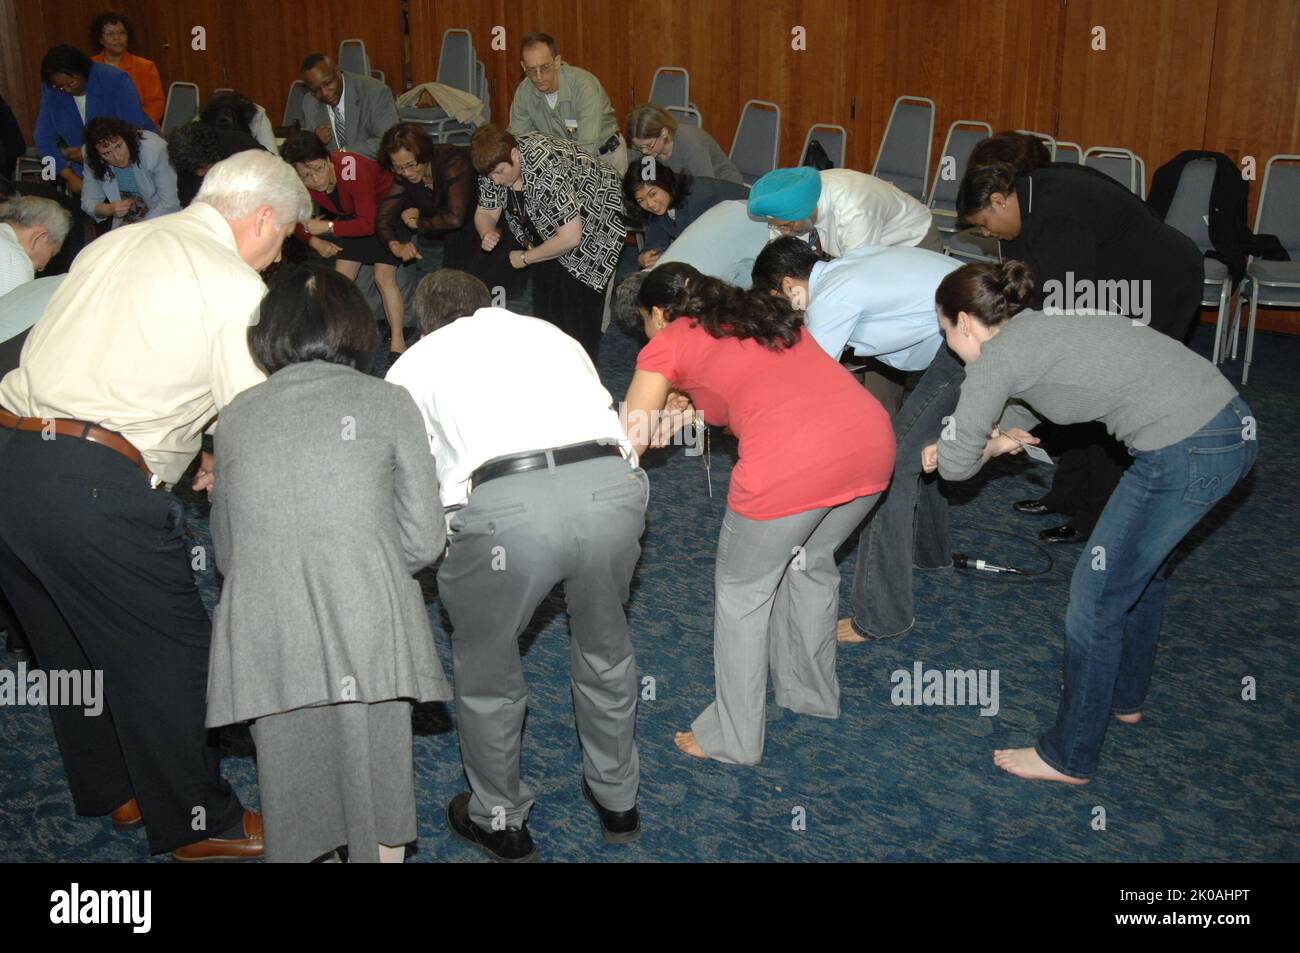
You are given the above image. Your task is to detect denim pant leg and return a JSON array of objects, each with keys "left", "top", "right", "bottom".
[
  {"left": 850, "top": 345, "right": 965, "bottom": 638},
  {"left": 1038, "top": 398, "right": 1257, "bottom": 778}
]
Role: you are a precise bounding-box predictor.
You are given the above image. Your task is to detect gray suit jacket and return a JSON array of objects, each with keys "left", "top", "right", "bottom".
[
  {"left": 300, "top": 70, "right": 400, "bottom": 160},
  {"left": 206, "top": 360, "right": 449, "bottom": 726}
]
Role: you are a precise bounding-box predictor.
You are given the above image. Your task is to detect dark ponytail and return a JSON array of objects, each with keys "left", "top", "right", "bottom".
[
  {"left": 636, "top": 262, "right": 804, "bottom": 351},
  {"left": 935, "top": 260, "right": 1034, "bottom": 329}
]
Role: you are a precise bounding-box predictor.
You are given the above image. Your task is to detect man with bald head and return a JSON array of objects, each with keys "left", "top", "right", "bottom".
[{"left": 299, "top": 52, "right": 399, "bottom": 160}]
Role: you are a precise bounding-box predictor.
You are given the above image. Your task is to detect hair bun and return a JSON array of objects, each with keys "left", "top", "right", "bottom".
[{"left": 998, "top": 260, "right": 1034, "bottom": 308}]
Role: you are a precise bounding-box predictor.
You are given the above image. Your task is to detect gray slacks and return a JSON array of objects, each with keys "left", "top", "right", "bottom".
[
  {"left": 691, "top": 493, "right": 881, "bottom": 765},
  {"left": 437, "top": 455, "right": 647, "bottom": 829}
]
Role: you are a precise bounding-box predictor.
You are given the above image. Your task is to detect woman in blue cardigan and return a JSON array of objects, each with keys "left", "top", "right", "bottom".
[
  {"left": 622, "top": 162, "right": 748, "bottom": 269},
  {"left": 34, "top": 45, "right": 155, "bottom": 196},
  {"left": 81, "top": 117, "right": 179, "bottom": 228}
]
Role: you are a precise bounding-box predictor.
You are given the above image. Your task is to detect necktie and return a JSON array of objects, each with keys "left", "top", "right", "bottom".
[
  {"left": 331, "top": 104, "right": 347, "bottom": 150},
  {"left": 808, "top": 231, "right": 823, "bottom": 256}
]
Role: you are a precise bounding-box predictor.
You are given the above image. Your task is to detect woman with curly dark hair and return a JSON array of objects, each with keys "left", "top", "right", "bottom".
[
  {"left": 80, "top": 115, "right": 178, "bottom": 227},
  {"left": 619, "top": 263, "right": 895, "bottom": 765},
  {"left": 621, "top": 161, "right": 746, "bottom": 269},
  {"left": 90, "top": 12, "right": 164, "bottom": 128}
]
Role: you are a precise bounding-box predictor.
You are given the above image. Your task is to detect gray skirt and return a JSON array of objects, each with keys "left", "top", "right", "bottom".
[{"left": 250, "top": 700, "right": 417, "bottom": 863}]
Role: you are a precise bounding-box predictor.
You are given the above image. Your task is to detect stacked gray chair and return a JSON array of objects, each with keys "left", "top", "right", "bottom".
[
  {"left": 162, "top": 82, "right": 200, "bottom": 136},
  {"left": 1016, "top": 128, "right": 1057, "bottom": 160},
  {"left": 338, "top": 38, "right": 370, "bottom": 77},
  {"left": 872, "top": 96, "right": 935, "bottom": 201},
  {"left": 1084, "top": 146, "right": 1146, "bottom": 198},
  {"left": 649, "top": 67, "right": 689, "bottom": 109},
  {"left": 399, "top": 28, "right": 477, "bottom": 143},
  {"left": 1161, "top": 157, "right": 1235, "bottom": 364},
  {"left": 928, "top": 119, "right": 998, "bottom": 263},
  {"left": 729, "top": 100, "right": 781, "bottom": 187},
  {"left": 1055, "top": 140, "right": 1082, "bottom": 164},
  {"left": 801, "top": 123, "right": 847, "bottom": 169},
  {"left": 666, "top": 105, "right": 701, "bottom": 128},
  {"left": 1231, "top": 154, "right": 1300, "bottom": 384}
]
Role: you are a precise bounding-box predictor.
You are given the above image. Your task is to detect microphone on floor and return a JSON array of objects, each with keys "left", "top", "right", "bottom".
[{"left": 953, "top": 553, "right": 1026, "bottom": 575}]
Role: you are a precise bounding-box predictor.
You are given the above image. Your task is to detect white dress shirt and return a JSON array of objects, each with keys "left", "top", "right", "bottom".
[
  {"left": 770, "top": 169, "right": 933, "bottom": 257},
  {"left": 386, "top": 307, "right": 631, "bottom": 508},
  {"left": 0, "top": 203, "right": 268, "bottom": 483},
  {"left": 805, "top": 245, "right": 961, "bottom": 371},
  {"left": 0, "top": 224, "right": 35, "bottom": 298}
]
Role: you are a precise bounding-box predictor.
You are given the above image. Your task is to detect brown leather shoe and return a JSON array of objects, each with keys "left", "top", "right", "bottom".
[
  {"left": 170, "top": 810, "right": 264, "bottom": 862},
  {"left": 111, "top": 798, "right": 143, "bottom": 829}
]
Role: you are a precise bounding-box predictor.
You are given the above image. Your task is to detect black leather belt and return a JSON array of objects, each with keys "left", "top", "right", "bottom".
[
  {"left": 469, "top": 441, "right": 623, "bottom": 490},
  {"left": 598, "top": 134, "right": 621, "bottom": 156}
]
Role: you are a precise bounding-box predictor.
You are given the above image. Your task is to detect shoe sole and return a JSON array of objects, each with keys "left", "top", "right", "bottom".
[
  {"left": 581, "top": 783, "right": 641, "bottom": 844},
  {"left": 446, "top": 802, "right": 538, "bottom": 863},
  {"left": 112, "top": 817, "right": 144, "bottom": 830},
  {"left": 170, "top": 850, "right": 262, "bottom": 862}
]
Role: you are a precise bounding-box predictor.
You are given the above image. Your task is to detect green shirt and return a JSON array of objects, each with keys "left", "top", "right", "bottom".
[{"left": 507, "top": 64, "right": 619, "bottom": 157}]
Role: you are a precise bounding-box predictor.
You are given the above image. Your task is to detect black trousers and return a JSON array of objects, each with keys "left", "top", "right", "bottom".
[
  {"left": 0, "top": 429, "right": 243, "bottom": 853},
  {"left": 531, "top": 259, "right": 607, "bottom": 363}
]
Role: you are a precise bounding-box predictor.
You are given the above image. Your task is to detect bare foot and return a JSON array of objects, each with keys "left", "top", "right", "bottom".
[
  {"left": 674, "top": 730, "right": 711, "bottom": 760},
  {"left": 993, "top": 747, "right": 1090, "bottom": 785},
  {"left": 1114, "top": 711, "right": 1142, "bottom": 724},
  {"left": 836, "top": 618, "right": 866, "bottom": 644}
]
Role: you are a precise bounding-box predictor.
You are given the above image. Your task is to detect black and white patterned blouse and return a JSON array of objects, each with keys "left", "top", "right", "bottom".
[{"left": 478, "top": 133, "right": 626, "bottom": 291}]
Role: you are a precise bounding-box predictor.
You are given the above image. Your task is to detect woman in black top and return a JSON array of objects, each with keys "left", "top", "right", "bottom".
[
  {"left": 955, "top": 160, "right": 1205, "bottom": 542},
  {"left": 376, "top": 122, "right": 481, "bottom": 273}
]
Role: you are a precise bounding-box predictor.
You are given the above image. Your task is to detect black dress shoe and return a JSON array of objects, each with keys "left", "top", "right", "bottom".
[
  {"left": 446, "top": 792, "right": 537, "bottom": 863},
  {"left": 580, "top": 777, "right": 641, "bottom": 844},
  {"left": 1013, "top": 498, "right": 1054, "bottom": 515},
  {"left": 1039, "top": 523, "right": 1084, "bottom": 544}
]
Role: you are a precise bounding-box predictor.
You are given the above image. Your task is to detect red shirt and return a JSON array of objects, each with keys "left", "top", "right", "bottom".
[
  {"left": 295, "top": 151, "right": 395, "bottom": 243},
  {"left": 637, "top": 319, "right": 895, "bottom": 519}
]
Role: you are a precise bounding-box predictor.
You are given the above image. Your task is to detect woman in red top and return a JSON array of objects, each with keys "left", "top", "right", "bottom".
[
  {"left": 621, "top": 263, "right": 895, "bottom": 765},
  {"left": 280, "top": 131, "right": 408, "bottom": 360}
]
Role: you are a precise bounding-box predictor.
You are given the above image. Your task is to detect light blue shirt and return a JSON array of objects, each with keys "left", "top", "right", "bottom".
[
  {"left": 0, "top": 275, "right": 66, "bottom": 347},
  {"left": 805, "top": 245, "right": 962, "bottom": 371},
  {"left": 654, "top": 200, "right": 771, "bottom": 289}
]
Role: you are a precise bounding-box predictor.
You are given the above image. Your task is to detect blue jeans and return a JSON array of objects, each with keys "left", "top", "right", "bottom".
[
  {"left": 849, "top": 344, "right": 965, "bottom": 637},
  {"left": 1036, "top": 397, "right": 1258, "bottom": 779}
]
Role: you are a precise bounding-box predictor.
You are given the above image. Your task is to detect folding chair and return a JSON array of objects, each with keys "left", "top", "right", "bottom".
[
  {"left": 801, "top": 123, "right": 846, "bottom": 169},
  {"left": 1230, "top": 154, "right": 1300, "bottom": 384},
  {"left": 729, "top": 100, "right": 781, "bottom": 187},
  {"left": 872, "top": 96, "right": 935, "bottom": 200},
  {"left": 1054, "top": 140, "right": 1082, "bottom": 164},
  {"left": 1162, "top": 157, "right": 1236, "bottom": 365},
  {"left": 649, "top": 67, "right": 689, "bottom": 109},
  {"left": 338, "top": 38, "right": 370, "bottom": 76},
  {"left": 371, "top": 69, "right": 386, "bottom": 85},
  {"left": 161, "top": 82, "right": 200, "bottom": 136},
  {"left": 282, "top": 80, "right": 308, "bottom": 128},
  {"left": 1084, "top": 146, "right": 1146, "bottom": 198},
  {"left": 928, "top": 120, "right": 992, "bottom": 228},
  {"left": 666, "top": 105, "right": 701, "bottom": 129}
]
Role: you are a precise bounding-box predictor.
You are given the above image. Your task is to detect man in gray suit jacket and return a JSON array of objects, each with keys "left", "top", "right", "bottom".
[{"left": 300, "top": 53, "right": 399, "bottom": 160}]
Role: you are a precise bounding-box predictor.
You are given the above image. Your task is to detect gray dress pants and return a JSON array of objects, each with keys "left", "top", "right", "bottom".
[
  {"left": 437, "top": 455, "right": 647, "bottom": 829},
  {"left": 691, "top": 492, "right": 881, "bottom": 765}
]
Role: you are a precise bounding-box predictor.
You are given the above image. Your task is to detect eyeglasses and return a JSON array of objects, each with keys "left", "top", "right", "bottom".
[
  {"left": 51, "top": 80, "right": 81, "bottom": 92},
  {"left": 392, "top": 160, "right": 420, "bottom": 173},
  {"left": 101, "top": 29, "right": 128, "bottom": 38},
  {"left": 524, "top": 63, "right": 555, "bottom": 78}
]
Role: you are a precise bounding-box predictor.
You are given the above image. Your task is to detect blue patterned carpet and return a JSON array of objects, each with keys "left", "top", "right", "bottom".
[{"left": 1, "top": 286, "right": 1296, "bottom": 862}]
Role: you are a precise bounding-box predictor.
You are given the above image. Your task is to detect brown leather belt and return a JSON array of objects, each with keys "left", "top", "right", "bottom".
[{"left": 0, "top": 408, "right": 156, "bottom": 481}]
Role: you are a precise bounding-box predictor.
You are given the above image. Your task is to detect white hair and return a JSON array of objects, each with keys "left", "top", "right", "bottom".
[
  {"left": 0, "top": 196, "right": 72, "bottom": 245},
  {"left": 194, "top": 149, "right": 311, "bottom": 226}
]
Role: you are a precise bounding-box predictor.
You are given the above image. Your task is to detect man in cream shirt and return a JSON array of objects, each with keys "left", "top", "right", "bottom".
[{"left": 0, "top": 150, "right": 309, "bottom": 862}]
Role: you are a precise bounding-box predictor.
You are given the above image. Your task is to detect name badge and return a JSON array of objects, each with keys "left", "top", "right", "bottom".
[{"left": 564, "top": 118, "right": 579, "bottom": 135}]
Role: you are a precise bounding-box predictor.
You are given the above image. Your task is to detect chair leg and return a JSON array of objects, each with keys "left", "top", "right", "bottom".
[
  {"left": 1228, "top": 283, "right": 1246, "bottom": 361},
  {"left": 1242, "top": 280, "right": 1263, "bottom": 386},
  {"left": 1210, "top": 281, "right": 1228, "bottom": 365}
]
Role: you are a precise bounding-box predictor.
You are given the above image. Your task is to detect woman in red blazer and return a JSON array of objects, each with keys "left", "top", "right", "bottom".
[{"left": 281, "top": 131, "right": 408, "bottom": 360}]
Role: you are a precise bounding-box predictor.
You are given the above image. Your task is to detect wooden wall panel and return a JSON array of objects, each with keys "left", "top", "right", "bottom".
[{"left": 1058, "top": 0, "right": 1218, "bottom": 190}]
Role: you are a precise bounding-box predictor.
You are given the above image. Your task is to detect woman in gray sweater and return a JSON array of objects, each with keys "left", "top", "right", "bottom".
[
  {"left": 922, "top": 261, "right": 1257, "bottom": 784},
  {"left": 207, "top": 264, "right": 450, "bottom": 861}
]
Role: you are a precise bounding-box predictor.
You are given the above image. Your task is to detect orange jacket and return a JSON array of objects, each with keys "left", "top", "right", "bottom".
[{"left": 92, "top": 51, "right": 164, "bottom": 128}]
